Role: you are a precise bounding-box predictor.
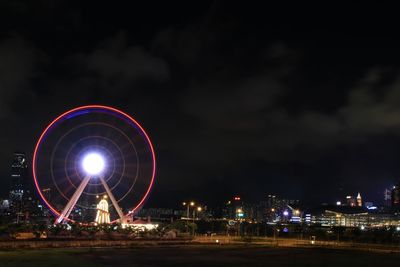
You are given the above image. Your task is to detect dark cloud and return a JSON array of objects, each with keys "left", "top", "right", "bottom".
[
  {"left": 0, "top": 36, "right": 38, "bottom": 116},
  {"left": 84, "top": 32, "right": 170, "bottom": 87}
]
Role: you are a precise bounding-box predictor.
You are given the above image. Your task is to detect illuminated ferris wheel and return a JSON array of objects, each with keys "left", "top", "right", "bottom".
[{"left": 32, "top": 105, "right": 156, "bottom": 224}]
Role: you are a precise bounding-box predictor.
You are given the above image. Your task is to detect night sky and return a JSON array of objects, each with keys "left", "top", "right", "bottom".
[{"left": 1, "top": 1, "right": 400, "bottom": 208}]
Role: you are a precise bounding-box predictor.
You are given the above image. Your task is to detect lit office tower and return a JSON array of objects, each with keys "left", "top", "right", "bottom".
[
  {"left": 356, "top": 193, "right": 362, "bottom": 207},
  {"left": 346, "top": 195, "right": 356, "bottom": 206},
  {"left": 9, "top": 153, "right": 28, "bottom": 202},
  {"left": 384, "top": 188, "right": 392, "bottom": 207},
  {"left": 392, "top": 183, "right": 400, "bottom": 210}
]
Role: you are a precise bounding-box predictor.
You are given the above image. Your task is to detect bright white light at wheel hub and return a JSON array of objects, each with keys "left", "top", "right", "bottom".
[{"left": 82, "top": 153, "right": 105, "bottom": 175}]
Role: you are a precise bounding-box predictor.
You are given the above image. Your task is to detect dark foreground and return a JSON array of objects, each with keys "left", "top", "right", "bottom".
[{"left": 2, "top": 245, "right": 400, "bottom": 267}]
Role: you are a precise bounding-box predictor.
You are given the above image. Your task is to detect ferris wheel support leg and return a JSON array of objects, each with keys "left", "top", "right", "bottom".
[
  {"left": 99, "top": 175, "right": 125, "bottom": 222},
  {"left": 56, "top": 175, "right": 91, "bottom": 224}
]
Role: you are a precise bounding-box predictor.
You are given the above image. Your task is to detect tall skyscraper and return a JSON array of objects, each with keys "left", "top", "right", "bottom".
[
  {"left": 392, "top": 183, "right": 400, "bottom": 210},
  {"left": 9, "top": 152, "right": 28, "bottom": 222},
  {"left": 384, "top": 188, "right": 392, "bottom": 207},
  {"left": 356, "top": 192, "right": 362, "bottom": 207},
  {"left": 9, "top": 152, "right": 28, "bottom": 202}
]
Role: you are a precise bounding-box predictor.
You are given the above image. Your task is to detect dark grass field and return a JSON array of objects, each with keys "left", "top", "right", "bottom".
[{"left": 2, "top": 245, "right": 400, "bottom": 267}]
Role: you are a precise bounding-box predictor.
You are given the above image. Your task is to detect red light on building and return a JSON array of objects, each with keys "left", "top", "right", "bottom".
[{"left": 234, "top": 197, "right": 241, "bottom": 201}]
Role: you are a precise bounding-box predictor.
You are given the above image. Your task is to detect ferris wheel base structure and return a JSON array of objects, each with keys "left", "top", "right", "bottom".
[{"left": 55, "top": 175, "right": 126, "bottom": 224}]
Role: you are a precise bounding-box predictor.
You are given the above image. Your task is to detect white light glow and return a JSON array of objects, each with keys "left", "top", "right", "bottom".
[{"left": 82, "top": 153, "right": 105, "bottom": 175}]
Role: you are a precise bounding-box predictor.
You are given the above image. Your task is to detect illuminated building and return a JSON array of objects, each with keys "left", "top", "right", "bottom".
[
  {"left": 364, "top": 201, "right": 374, "bottom": 209},
  {"left": 222, "top": 196, "right": 246, "bottom": 220},
  {"left": 9, "top": 153, "right": 28, "bottom": 203},
  {"left": 306, "top": 205, "right": 400, "bottom": 228},
  {"left": 392, "top": 183, "right": 400, "bottom": 210},
  {"left": 357, "top": 192, "right": 362, "bottom": 207},
  {"left": 265, "top": 194, "right": 300, "bottom": 222},
  {"left": 346, "top": 195, "right": 356, "bottom": 207},
  {"left": 236, "top": 208, "right": 244, "bottom": 219},
  {"left": 384, "top": 188, "right": 392, "bottom": 207},
  {"left": 121, "top": 218, "right": 158, "bottom": 230},
  {"left": 8, "top": 152, "right": 29, "bottom": 222},
  {"left": 0, "top": 199, "right": 10, "bottom": 216},
  {"left": 383, "top": 188, "right": 392, "bottom": 207},
  {"left": 95, "top": 195, "right": 110, "bottom": 224}
]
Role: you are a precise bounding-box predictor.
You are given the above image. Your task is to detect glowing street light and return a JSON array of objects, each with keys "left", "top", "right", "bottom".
[
  {"left": 182, "top": 201, "right": 196, "bottom": 218},
  {"left": 183, "top": 201, "right": 197, "bottom": 234}
]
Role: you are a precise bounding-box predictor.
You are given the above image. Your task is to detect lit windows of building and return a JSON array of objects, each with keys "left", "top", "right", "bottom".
[
  {"left": 392, "top": 183, "right": 400, "bottom": 210},
  {"left": 357, "top": 192, "right": 362, "bottom": 207},
  {"left": 9, "top": 152, "right": 28, "bottom": 202}
]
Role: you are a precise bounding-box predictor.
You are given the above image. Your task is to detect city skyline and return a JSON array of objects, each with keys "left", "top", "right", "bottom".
[
  {"left": 2, "top": 149, "right": 399, "bottom": 211},
  {"left": 2, "top": 2, "right": 400, "bottom": 207}
]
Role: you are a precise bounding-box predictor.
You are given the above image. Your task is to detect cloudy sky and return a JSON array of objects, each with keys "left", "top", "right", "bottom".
[{"left": 0, "top": 1, "right": 399, "bottom": 207}]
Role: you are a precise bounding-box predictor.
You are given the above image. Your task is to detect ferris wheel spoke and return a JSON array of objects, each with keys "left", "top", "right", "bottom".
[
  {"left": 56, "top": 175, "right": 91, "bottom": 224},
  {"left": 99, "top": 175, "right": 125, "bottom": 222}
]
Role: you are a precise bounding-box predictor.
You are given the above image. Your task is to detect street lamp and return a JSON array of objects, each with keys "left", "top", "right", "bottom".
[
  {"left": 182, "top": 201, "right": 195, "bottom": 219},
  {"left": 191, "top": 206, "right": 203, "bottom": 236},
  {"left": 197, "top": 206, "right": 202, "bottom": 218},
  {"left": 183, "top": 201, "right": 195, "bottom": 233},
  {"left": 196, "top": 206, "right": 202, "bottom": 219}
]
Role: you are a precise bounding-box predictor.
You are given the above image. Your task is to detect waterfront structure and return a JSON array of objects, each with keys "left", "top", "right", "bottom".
[{"left": 307, "top": 205, "right": 400, "bottom": 228}]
